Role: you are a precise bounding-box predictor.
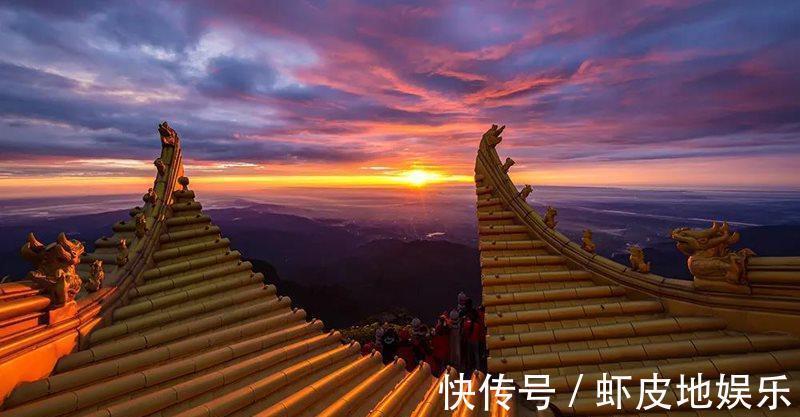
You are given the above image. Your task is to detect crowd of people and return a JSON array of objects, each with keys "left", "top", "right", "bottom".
[{"left": 360, "top": 292, "right": 487, "bottom": 375}]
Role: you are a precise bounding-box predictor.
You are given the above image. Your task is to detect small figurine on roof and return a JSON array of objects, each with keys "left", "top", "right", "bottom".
[
  {"left": 518, "top": 184, "right": 532, "bottom": 200},
  {"left": 158, "top": 121, "right": 180, "bottom": 146},
  {"left": 544, "top": 206, "right": 558, "bottom": 229},
  {"left": 628, "top": 245, "right": 651, "bottom": 273},
  {"left": 86, "top": 260, "right": 104, "bottom": 292},
  {"left": 143, "top": 188, "right": 157, "bottom": 206},
  {"left": 178, "top": 176, "right": 190, "bottom": 191},
  {"left": 501, "top": 157, "right": 515, "bottom": 173},
  {"left": 581, "top": 229, "right": 596, "bottom": 253},
  {"left": 134, "top": 212, "right": 148, "bottom": 238},
  {"left": 154, "top": 158, "right": 166, "bottom": 176},
  {"left": 116, "top": 239, "right": 129, "bottom": 267}
]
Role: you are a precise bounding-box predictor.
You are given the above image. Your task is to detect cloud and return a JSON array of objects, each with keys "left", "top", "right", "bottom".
[{"left": 0, "top": 0, "right": 798, "bottom": 186}]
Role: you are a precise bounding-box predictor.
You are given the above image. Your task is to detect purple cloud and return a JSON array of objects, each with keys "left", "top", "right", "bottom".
[{"left": 0, "top": 0, "right": 798, "bottom": 185}]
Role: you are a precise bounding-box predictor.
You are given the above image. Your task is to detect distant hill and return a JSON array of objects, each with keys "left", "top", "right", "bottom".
[
  {"left": 2, "top": 199, "right": 797, "bottom": 327},
  {"left": 248, "top": 237, "right": 481, "bottom": 329}
]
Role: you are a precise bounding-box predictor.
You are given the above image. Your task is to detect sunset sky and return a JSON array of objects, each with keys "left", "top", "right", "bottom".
[{"left": 1, "top": 0, "right": 799, "bottom": 197}]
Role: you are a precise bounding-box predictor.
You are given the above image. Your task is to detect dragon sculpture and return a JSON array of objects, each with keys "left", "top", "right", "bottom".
[
  {"left": 671, "top": 221, "right": 755, "bottom": 292},
  {"left": 158, "top": 121, "right": 180, "bottom": 146},
  {"left": 482, "top": 124, "right": 505, "bottom": 148},
  {"left": 20, "top": 233, "right": 84, "bottom": 305}
]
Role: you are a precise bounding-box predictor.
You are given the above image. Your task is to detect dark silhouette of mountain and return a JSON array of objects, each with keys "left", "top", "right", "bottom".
[
  {"left": 248, "top": 238, "right": 481, "bottom": 329},
  {"left": 2, "top": 198, "right": 797, "bottom": 328}
]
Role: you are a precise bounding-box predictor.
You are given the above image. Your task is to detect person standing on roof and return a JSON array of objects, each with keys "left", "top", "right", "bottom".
[
  {"left": 379, "top": 326, "right": 399, "bottom": 365},
  {"left": 462, "top": 306, "right": 484, "bottom": 372},
  {"left": 448, "top": 309, "right": 462, "bottom": 369},
  {"left": 430, "top": 312, "right": 451, "bottom": 375},
  {"left": 410, "top": 318, "right": 431, "bottom": 366}
]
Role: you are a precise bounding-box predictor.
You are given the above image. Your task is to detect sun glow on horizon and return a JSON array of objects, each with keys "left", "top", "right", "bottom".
[{"left": 399, "top": 169, "right": 443, "bottom": 187}]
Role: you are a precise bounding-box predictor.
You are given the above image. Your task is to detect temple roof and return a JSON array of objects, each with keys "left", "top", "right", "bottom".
[
  {"left": 474, "top": 125, "right": 800, "bottom": 416},
  {"left": 0, "top": 124, "right": 513, "bottom": 417},
  {"left": 2, "top": 123, "right": 800, "bottom": 416}
]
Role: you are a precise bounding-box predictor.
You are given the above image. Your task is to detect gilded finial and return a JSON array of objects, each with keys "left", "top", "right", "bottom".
[
  {"left": 518, "top": 184, "right": 532, "bottom": 200},
  {"left": 628, "top": 245, "right": 651, "bottom": 273},
  {"left": 581, "top": 229, "right": 596, "bottom": 253},
  {"left": 544, "top": 206, "right": 558, "bottom": 229},
  {"left": 178, "top": 176, "right": 190, "bottom": 191},
  {"left": 501, "top": 157, "right": 515, "bottom": 173}
]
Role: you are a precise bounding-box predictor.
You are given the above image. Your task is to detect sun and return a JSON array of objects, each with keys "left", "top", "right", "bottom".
[{"left": 400, "top": 169, "right": 441, "bottom": 187}]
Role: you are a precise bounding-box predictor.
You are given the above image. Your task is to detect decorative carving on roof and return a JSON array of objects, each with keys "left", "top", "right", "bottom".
[
  {"left": 154, "top": 158, "right": 166, "bottom": 176},
  {"left": 628, "top": 245, "right": 651, "bottom": 273},
  {"left": 178, "top": 176, "right": 190, "bottom": 191},
  {"left": 581, "top": 229, "right": 596, "bottom": 253},
  {"left": 501, "top": 157, "right": 515, "bottom": 172},
  {"left": 86, "top": 260, "right": 104, "bottom": 292},
  {"left": 482, "top": 124, "right": 505, "bottom": 148},
  {"left": 143, "top": 188, "right": 157, "bottom": 206},
  {"left": 116, "top": 239, "right": 129, "bottom": 267},
  {"left": 518, "top": 184, "right": 532, "bottom": 200},
  {"left": 20, "top": 232, "right": 84, "bottom": 305},
  {"left": 544, "top": 206, "right": 558, "bottom": 229},
  {"left": 671, "top": 221, "right": 755, "bottom": 292},
  {"left": 158, "top": 121, "right": 179, "bottom": 146},
  {"left": 134, "top": 213, "right": 148, "bottom": 238}
]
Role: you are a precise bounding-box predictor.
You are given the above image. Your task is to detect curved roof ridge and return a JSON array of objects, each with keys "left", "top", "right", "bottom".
[{"left": 475, "top": 124, "right": 800, "bottom": 415}]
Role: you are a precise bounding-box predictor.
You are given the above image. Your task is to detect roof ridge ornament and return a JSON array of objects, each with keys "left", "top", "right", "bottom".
[
  {"left": 518, "top": 184, "right": 532, "bottom": 200},
  {"left": 581, "top": 229, "right": 596, "bottom": 253},
  {"left": 154, "top": 158, "right": 166, "bottom": 176},
  {"left": 671, "top": 221, "right": 755, "bottom": 293},
  {"left": 482, "top": 124, "right": 505, "bottom": 148},
  {"left": 501, "top": 157, "right": 515, "bottom": 172},
  {"left": 143, "top": 188, "right": 157, "bottom": 206},
  {"left": 134, "top": 212, "right": 148, "bottom": 238},
  {"left": 86, "top": 260, "right": 104, "bottom": 292},
  {"left": 158, "top": 121, "right": 180, "bottom": 147},
  {"left": 628, "top": 245, "right": 651, "bottom": 273},
  {"left": 20, "top": 232, "right": 84, "bottom": 306},
  {"left": 544, "top": 206, "right": 558, "bottom": 229},
  {"left": 116, "top": 239, "right": 129, "bottom": 267}
]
